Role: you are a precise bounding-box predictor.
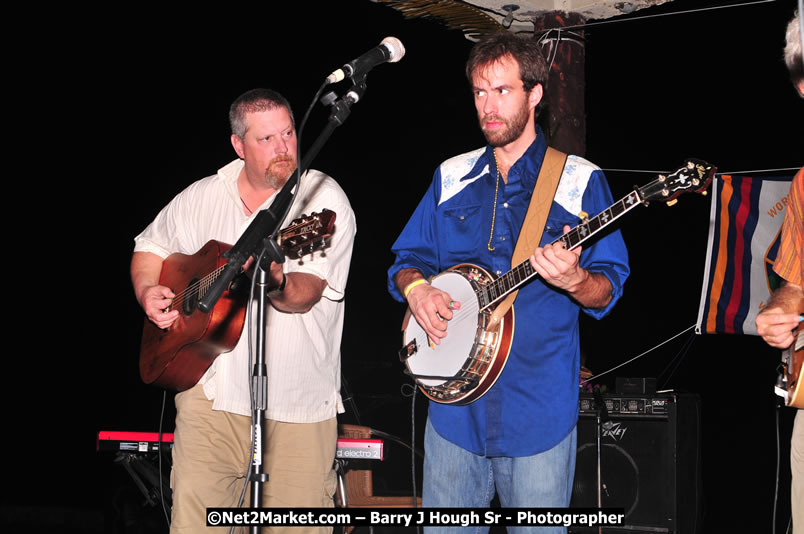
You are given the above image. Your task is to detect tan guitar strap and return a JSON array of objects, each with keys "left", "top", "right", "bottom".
[{"left": 489, "top": 146, "right": 568, "bottom": 325}]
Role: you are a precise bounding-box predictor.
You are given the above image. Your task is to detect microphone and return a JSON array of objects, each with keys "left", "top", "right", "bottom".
[{"left": 326, "top": 37, "right": 405, "bottom": 84}]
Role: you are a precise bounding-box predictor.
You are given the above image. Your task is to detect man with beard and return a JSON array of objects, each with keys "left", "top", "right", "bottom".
[
  {"left": 132, "top": 88, "right": 356, "bottom": 533},
  {"left": 388, "top": 33, "right": 628, "bottom": 531}
]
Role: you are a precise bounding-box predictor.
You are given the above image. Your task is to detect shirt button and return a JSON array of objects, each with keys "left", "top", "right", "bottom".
[
  {"left": 500, "top": 236, "right": 506, "bottom": 241},
  {"left": 496, "top": 270, "right": 502, "bottom": 275},
  {"left": 503, "top": 202, "right": 509, "bottom": 208}
]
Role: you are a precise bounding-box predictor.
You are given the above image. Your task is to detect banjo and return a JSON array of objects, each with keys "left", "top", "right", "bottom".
[{"left": 399, "top": 159, "right": 716, "bottom": 405}]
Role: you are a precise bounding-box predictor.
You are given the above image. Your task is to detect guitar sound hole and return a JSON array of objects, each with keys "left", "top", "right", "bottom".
[{"left": 183, "top": 278, "right": 200, "bottom": 315}]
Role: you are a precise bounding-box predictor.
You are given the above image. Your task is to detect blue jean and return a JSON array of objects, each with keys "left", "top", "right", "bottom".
[{"left": 422, "top": 417, "right": 577, "bottom": 534}]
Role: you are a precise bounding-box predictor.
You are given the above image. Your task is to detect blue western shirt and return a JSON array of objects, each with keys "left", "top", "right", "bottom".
[{"left": 387, "top": 131, "right": 630, "bottom": 456}]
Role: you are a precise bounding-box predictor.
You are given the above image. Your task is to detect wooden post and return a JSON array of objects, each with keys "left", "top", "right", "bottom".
[{"left": 533, "top": 11, "right": 587, "bottom": 157}]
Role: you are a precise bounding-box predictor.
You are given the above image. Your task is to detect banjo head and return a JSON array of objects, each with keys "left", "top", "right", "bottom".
[{"left": 404, "top": 270, "right": 480, "bottom": 388}]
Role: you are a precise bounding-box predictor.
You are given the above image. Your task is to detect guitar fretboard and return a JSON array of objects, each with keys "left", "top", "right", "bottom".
[
  {"left": 477, "top": 190, "right": 642, "bottom": 310},
  {"left": 171, "top": 266, "right": 225, "bottom": 312},
  {"left": 168, "top": 211, "right": 333, "bottom": 313}
]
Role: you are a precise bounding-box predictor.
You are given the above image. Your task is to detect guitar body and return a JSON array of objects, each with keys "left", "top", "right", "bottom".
[
  {"left": 400, "top": 264, "right": 514, "bottom": 405},
  {"left": 782, "top": 326, "right": 804, "bottom": 408},
  {"left": 139, "top": 240, "right": 249, "bottom": 391}
]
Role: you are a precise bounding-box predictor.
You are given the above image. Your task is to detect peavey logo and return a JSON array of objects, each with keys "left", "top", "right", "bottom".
[{"left": 601, "top": 422, "right": 628, "bottom": 441}]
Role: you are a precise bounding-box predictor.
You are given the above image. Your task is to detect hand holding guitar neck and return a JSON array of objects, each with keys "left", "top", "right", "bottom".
[
  {"left": 756, "top": 308, "right": 803, "bottom": 349},
  {"left": 528, "top": 224, "right": 585, "bottom": 292}
]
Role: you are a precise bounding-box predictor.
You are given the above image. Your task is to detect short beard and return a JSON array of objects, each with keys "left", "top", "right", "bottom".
[
  {"left": 265, "top": 155, "right": 297, "bottom": 189},
  {"left": 480, "top": 101, "right": 530, "bottom": 147}
]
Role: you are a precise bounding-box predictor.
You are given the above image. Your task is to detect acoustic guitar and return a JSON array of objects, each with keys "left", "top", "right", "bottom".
[
  {"left": 139, "top": 209, "right": 336, "bottom": 391},
  {"left": 777, "top": 323, "right": 804, "bottom": 408}
]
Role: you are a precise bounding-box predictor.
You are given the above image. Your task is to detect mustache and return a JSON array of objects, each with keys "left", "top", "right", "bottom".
[
  {"left": 481, "top": 114, "right": 506, "bottom": 126},
  {"left": 270, "top": 154, "right": 296, "bottom": 166}
]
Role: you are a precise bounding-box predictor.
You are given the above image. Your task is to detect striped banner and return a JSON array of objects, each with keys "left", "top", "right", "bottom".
[{"left": 696, "top": 175, "right": 794, "bottom": 335}]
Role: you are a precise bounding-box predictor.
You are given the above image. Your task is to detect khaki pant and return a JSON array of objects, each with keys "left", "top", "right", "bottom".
[{"left": 170, "top": 384, "right": 337, "bottom": 533}]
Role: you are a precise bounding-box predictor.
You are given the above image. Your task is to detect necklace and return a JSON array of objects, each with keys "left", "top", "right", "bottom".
[
  {"left": 240, "top": 196, "right": 254, "bottom": 215},
  {"left": 488, "top": 150, "right": 501, "bottom": 251}
]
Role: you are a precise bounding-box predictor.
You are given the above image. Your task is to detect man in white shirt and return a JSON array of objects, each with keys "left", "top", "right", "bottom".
[{"left": 131, "top": 88, "right": 356, "bottom": 533}]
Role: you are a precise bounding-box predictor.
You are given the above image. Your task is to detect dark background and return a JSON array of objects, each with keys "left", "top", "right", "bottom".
[{"left": 5, "top": 0, "right": 803, "bottom": 532}]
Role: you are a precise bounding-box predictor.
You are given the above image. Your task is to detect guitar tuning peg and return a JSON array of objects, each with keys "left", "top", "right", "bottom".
[
  {"left": 666, "top": 199, "right": 679, "bottom": 207},
  {"left": 701, "top": 191, "right": 708, "bottom": 196}
]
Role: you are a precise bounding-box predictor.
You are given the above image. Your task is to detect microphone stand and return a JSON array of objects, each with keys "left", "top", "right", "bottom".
[
  {"left": 198, "top": 76, "right": 368, "bottom": 315},
  {"left": 592, "top": 387, "right": 610, "bottom": 534},
  {"left": 194, "top": 79, "right": 368, "bottom": 534}
]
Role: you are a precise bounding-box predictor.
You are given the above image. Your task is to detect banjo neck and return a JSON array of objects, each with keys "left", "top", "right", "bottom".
[
  {"left": 477, "top": 189, "right": 644, "bottom": 311},
  {"left": 476, "top": 158, "right": 716, "bottom": 311}
]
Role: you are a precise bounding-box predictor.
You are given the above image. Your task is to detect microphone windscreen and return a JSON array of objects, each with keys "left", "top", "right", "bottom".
[{"left": 381, "top": 36, "right": 406, "bottom": 63}]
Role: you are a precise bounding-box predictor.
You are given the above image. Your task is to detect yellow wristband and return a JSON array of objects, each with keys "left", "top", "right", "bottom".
[{"left": 403, "top": 279, "right": 428, "bottom": 298}]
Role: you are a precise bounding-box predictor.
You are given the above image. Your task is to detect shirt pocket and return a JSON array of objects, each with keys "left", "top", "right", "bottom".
[
  {"left": 542, "top": 213, "right": 578, "bottom": 246},
  {"left": 441, "top": 203, "right": 483, "bottom": 255}
]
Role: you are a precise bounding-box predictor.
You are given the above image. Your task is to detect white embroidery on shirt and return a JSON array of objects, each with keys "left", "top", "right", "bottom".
[
  {"left": 435, "top": 151, "right": 599, "bottom": 215},
  {"left": 438, "top": 147, "right": 487, "bottom": 206},
  {"left": 554, "top": 155, "right": 599, "bottom": 216}
]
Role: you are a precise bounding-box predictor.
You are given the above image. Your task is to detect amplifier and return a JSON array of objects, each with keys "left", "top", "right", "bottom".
[
  {"left": 570, "top": 392, "right": 701, "bottom": 534},
  {"left": 578, "top": 392, "right": 672, "bottom": 419}
]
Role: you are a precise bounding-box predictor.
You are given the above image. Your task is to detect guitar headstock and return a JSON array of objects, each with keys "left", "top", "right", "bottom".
[
  {"left": 279, "top": 209, "right": 337, "bottom": 258},
  {"left": 638, "top": 159, "right": 716, "bottom": 206}
]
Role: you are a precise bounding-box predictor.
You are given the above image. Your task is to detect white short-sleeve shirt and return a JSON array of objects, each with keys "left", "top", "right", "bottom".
[{"left": 134, "top": 159, "right": 356, "bottom": 423}]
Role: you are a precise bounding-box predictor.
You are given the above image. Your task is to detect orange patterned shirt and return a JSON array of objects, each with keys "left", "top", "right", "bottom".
[{"left": 773, "top": 167, "right": 804, "bottom": 286}]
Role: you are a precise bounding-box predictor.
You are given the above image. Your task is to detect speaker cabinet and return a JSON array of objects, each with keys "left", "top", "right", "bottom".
[{"left": 569, "top": 392, "right": 701, "bottom": 534}]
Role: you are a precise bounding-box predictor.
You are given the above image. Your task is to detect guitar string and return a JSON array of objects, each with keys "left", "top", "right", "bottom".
[
  {"left": 414, "top": 191, "right": 638, "bottom": 351},
  {"left": 481, "top": 193, "right": 636, "bottom": 308},
  {"left": 164, "top": 217, "right": 318, "bottom": 311},
  {"left": 416, "top": 166, "right": 721, "bottom": 380},
  {"left": 435, "top": 211, "right": 604, "bottom": 318},
  {"left": 420, "top": 189, "right": 638, "bottom": 331},
  {"left": 411, "top": 299, "right": 480, "bottom": 351},
  {"left": 601, "top": 166, "right": 800, "bottom": 175},
  {"left": 410, "top": 170, "right": 706, "bottom": 371},
  {"left": 167, "top": 265, "right": 226, "bottom": 310}
]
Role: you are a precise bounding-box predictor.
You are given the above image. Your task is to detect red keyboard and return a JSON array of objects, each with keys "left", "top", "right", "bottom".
[{"left": 97, "top": 431, "right": 383, "bottom": 460}]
